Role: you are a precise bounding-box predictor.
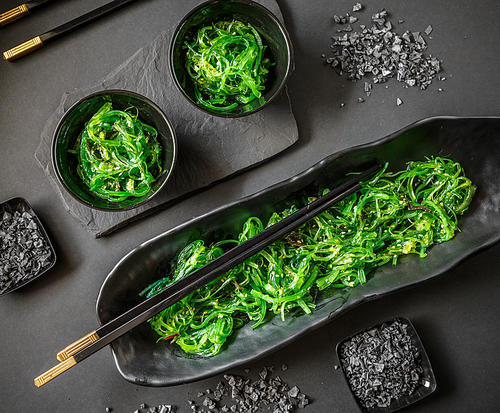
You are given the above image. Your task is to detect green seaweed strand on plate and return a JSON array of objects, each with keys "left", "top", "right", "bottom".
[
  {"left": 184, "top": 20, "right": 272, "bottom": 111},
  {"left": 69, "top": 102, "right": 163, "bottom": 202},
  {"left": 141, "top": 157, "right": 476, "bottom": 356}
]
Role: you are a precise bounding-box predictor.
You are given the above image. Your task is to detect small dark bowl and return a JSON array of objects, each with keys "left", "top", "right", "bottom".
[
  {"left": 170, "top": 0, "right": 293, "bottom": 117},
  {"left": 52, "top": 90, "right": 177, "bottom": 211},
  {"left": 336, "top": 317, "right": 437, "bottom": 412},
  {"left": 0, "top": 197, "right": 56, "bottom": 296}
]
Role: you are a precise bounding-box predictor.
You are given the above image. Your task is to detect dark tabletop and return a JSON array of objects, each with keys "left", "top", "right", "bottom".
[{"left": 1, "top": 0, "right": 499, "bottom": 412}]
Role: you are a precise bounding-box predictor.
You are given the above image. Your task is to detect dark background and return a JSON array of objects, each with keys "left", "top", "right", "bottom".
[{"left": 1, "top": 0, "right": 499, "bottom": 412}]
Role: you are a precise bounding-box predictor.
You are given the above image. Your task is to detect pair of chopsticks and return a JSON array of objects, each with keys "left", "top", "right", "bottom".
[
  {"left": 2, "top": 0, "right": 138, "bottom": 62},
  {"left": 34, "top": 163, "right": 381, "bottom": 387}
]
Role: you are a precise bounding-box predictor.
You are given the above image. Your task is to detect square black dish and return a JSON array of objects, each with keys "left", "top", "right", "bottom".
[
  {"left": 0, "top": 197, "right": 56, "bottom": 296},
  {"left": 336, "top": 317, "right": 437, "bottom": 412}
]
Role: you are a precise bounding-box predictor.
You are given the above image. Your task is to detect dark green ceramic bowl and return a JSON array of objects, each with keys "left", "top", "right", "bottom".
[
  {"left": 52, "top": 90, "right": 177, "bottom": 211},
  {"left": 170, "top": 0, "right": 293, "bottom": 117}
]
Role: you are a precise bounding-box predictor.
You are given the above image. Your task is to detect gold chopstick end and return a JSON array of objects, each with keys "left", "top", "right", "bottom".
[
  {"left": 57, "top": 330, "right": 100, "bottom": 361},
  {"left": 34, "top": 357, "right": 77, "bottom": 387},
  {"left": 3, "top": 36, "right": 44, "bottom": 62},
  {"left": 0, "top": 4, "right": 29, "bottom": 26}
]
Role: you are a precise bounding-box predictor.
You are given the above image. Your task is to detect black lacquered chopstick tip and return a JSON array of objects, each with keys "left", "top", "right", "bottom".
[
  {"left": 40, "top": 0, "right": 140, "bottom": 45},
  {"left": 26, "top": 0, "right": 60, "bottom": 13}
]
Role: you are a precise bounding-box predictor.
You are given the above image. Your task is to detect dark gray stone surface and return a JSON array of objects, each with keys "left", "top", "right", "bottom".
[{"left": 1, "top": 0, "right": 500, "bottom": 412}]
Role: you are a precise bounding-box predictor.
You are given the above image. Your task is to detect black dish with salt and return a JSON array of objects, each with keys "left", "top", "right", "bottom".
[
  {"left": 336, "top": 317, "right": 436, "bottom": 412},
  {"left": 0, "top": 197, "right": 56, "bottom": 295}
]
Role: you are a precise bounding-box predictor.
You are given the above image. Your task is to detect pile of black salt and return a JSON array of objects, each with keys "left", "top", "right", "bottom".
[
  {"left": 190, "top": 366, "right": 308, "bottom": 413},
  {"left": 123, "top": 366, "right": 309, "bottom": 413},
  {"left": 338, "top": 319, "right": 423, "bottom": 410},
  {"left": 0, "top": 210, "right": 53, "bottom": 294},
  {"left": 324, "top": 4, "right": 442, "bottom": 100}
]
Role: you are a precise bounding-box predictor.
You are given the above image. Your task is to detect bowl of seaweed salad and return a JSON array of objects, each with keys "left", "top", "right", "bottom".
[
  {"left": 52, "top": 90, "right": 177, "bottom": 211},
  {"left": 170, "top": 0, "right": 293, "bottom": 117}
]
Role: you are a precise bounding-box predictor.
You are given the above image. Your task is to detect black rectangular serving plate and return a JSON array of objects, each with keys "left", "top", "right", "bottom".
[
  {"left": 96, "top": 116, "right": 500, "bottom": 386},
  {"left": 0, "top": 197, "right": 56, "bottom": 296},
  {"left": 336, "top": 317, "right": 437, "bottom": 412}
]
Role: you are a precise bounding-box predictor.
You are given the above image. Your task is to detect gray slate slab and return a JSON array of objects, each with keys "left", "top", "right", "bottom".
[{"left": 35, "top": 0, "right": 298, "bottom": 237}]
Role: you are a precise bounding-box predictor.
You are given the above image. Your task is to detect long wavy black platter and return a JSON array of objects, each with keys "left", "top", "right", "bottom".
[{"left": 96, "top": 116, "right": 500, "bottom": 386}]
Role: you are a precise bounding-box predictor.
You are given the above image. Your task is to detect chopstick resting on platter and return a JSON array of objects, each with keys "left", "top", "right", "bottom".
[
  {"left": 0, "top": 0, "right": 59, "bottom": 26},
  {"left": 34, "top": 164, "right": 381, "bottom": 387},
  {"left": 3, "top": 0, "right": 139, "bottom": 62}
]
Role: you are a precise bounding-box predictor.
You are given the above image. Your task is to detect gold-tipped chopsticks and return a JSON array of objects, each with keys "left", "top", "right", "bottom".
[
  {"left": 3, "top": 0, "right": 139, "bottom": 62},
  {"left": 34, "top": 164, "right": 381, "bottom": 387},
  {"left": 0, "top": 0, "right": 58, "bottom": 26}
]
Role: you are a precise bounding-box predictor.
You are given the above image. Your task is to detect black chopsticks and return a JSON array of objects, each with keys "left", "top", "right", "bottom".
[
  {"left": 0, "top": 0, "right": 59, "bottom": 26},
  {"left": 3, "top": 0, "right": 139, "bottom": 62},
  {"left": 34, "top": 164, "right": 381, "bottom": 387}
]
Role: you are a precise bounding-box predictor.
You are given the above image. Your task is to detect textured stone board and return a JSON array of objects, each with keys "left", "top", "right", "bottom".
[{"left": 35, "top": 0, "right": 298, "bottom": 237}]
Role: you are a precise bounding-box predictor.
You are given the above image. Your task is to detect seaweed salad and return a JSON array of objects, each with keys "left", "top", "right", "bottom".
[
  {"left": 184, "top": 20, "right": 272, "bottom": 111},
  {"left": 141, "top": 158, "right": 476, "bottom": 356},
  {"left": 69, "top": 103, "right": 163, "bottom": 202}
]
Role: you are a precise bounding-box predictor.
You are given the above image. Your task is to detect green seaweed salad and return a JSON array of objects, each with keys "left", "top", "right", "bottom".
[
  {"left": 141, "top": 158, "right": 476, "bottom": 356},
  {"left": 69, "top": 103, "right": 163, "bottom": 202},
  {"left": 184, "top": 20, "right": 272, "bottom": 111}
]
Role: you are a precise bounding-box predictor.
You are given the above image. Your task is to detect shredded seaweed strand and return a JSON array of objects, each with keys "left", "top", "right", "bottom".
[{"left": 184, "top": 20, "right": 272, "bottom": 111}]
